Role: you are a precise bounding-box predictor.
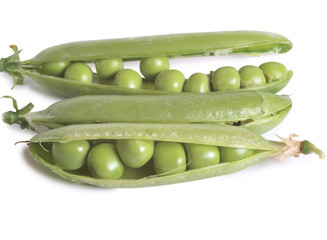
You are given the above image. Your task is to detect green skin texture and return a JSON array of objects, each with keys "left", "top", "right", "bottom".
[
  {"left": 52, "top": 140, "right": 90, "bottom": 170},
  {"left": 28, "top": 123, "right": 290, "bottom": 188},
  {"left": 116, "top": 139, "right": 154, "bottom": 168},
  {"left": 219, "top": 147, "right": 254, "bottom": 163},
  {"left": 3, "top": 91, "right": 292, "bottom": 134},
  {"left": 87, "top": 143, "right": 124, "bottom": 180},
  {"left": 239, "top": 65, "right": 266, "bottom": 88},
  {"left": 95, "top": 58, "right": 123, "bottom": 79},
  {"left": 153, "top": 142, "right": 187, "bottom": 175},
  {"left": 42, "top": 61, "right": 70, "bottom": 77},
  {"left": 185, "top": 143, "right": 220, "bottom": 169},
  {"left": 1, "top": 31, "right": 292, "bottom": 97},
  {"left": 140, "top": 56, "right": 170, "bottom": 80},
  {"left": 183, "top": 73, "right": 211, "bottom": 92},
  {"left": 154, "top": 69, "right": 185, "bottom": 92},
  {"left": 114, "top": 69, "right": 142, "bottom": 89},
  {"left": 211, "top": 66, "right": 240, "bottom": 91},
  {"left": 64, "top": 63, "right": 93, "bottom": 84},
  {"left": 259, "top": 62, "right": 287, "bottom": 82}
]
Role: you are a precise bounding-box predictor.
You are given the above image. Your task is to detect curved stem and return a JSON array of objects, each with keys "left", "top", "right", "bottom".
[
  {"left": 302, "top": 140, "right": 325, "bottom": 159},
  {"left": 2, "top": 96, "right": 35, "bottom": 131},
  {"left": 274, "top": 134, "right": 325, "bottom": 161},
  {"left": 1, "top": 46, "right": 24, "bottom": 87}
]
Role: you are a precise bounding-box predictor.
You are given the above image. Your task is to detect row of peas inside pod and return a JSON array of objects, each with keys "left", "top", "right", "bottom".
[
  {"left": 41, "top": 56, "right": 289, "bottom": 93},
  {"left": 51, "top": 138, "right": 255, "bottom": 180}
]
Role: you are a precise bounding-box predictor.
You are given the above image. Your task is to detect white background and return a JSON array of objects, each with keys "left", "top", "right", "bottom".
[{"left": 1, "top": 1, "right": 326, "bottom": 239}]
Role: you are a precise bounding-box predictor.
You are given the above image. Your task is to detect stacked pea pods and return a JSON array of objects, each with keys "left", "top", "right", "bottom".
[{"left": 0, "top": 31, "right": 324, "bottom": 187}]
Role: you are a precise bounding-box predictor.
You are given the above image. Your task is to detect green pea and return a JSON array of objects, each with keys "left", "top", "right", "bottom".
[
  {"left": 140, "top": 56, "right": 170, "bottom": 81},
  {"left": 183, "top": 73, "right": 210, "bottom": 92},
  {"left": 64, "top": 62, "right": 93, "bottom": 83},
  {"left": 42, "top": 61, "right": 70, "bottom": 77},
  {"left": 153, "top": 142, "right": 186, "bottom": 175},
  {"left": 116, "top": 139, "right": 154, "bottom": 168},
  {"left": 114, "top": 69, "right": 142, "bottom": 89},
  {"left": 211, "top": 66, "right": 240, "bottom": 91},
  {"left": 239, "top": 65, "right": 266, "bottom": 88},
  {"left": 185, "top": 143, "right": 220, "bottom": 169},
  {"left": 87, "top": 143, "right": 124, "bottom": 179},
  {"left": 219, "top": 147, "right": 254, "bottom": 163},
  {"left": 52, "top": 140, "right": 90, "bottom": 170},
  {"left": 95, "top": 58, "right": 123, "bottom": 79},
  {"left": 154, "top": 69, "right": 185, "bottom": 92},
  {"left": 259, "top": 62, "right": 287, "bottom": 82}
]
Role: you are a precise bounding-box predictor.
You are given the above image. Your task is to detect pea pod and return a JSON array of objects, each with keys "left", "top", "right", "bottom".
[
  {"left": 28, "top": 123, "right": 324, "bottom": 188},
  {"left": 3, "top": 91, "right": 292, "bottom": 134},
  {"left": 0, "top": 31, "right": 292, "bottom": 97}
]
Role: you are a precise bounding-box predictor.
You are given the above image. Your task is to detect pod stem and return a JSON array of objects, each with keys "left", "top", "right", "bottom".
[
  {"left": 2, "top": 96, "right": 35, "bottom": 131},
  {"left": 1, "top": 45, "right": 24, "bottom": 88},
  {"left": 273, "top": 133, "right": 325, "bottom": 162}
]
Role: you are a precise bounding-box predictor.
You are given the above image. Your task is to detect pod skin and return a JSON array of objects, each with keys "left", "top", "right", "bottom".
[
  {"left": 0, "top": 31, "right": 293, "bottom": 97},
  {"left": 28, "top": 123, "right": 324, "bottom": 188},
  {"left": 3, "top": 91, "right": 292, "bottom": 134}
]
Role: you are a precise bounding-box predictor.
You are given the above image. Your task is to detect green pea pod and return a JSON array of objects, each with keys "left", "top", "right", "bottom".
[
  {"left": 0, "top": 31, "right": 292, "bottom": 96},
  {"left": 28, "top": 123, "right": 324, "bottom": 188},
  {"left": 2, "top": 91, "right": 292, "bottom": 134}
]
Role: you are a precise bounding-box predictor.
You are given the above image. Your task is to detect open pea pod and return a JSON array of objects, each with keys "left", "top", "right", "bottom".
[
  {"left": 28, "top": 123, "right": 324, "bottom": 188},
  {"left": 3, "top": 91, "right": 292, "bottom": 134},
  {"left": 0, "top": 31, "right": 292, "bottom": 97}
]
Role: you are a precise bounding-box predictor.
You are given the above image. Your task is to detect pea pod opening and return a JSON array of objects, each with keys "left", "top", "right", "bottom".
[
  {"left": 0, "top": 31, "right": 292, "bottom": 96},
  {"left": 2, "top": 91, "right": 292, "bottom": 134},
  {"left": 28, "top": 123, "right": 324, "bottom": 188}
]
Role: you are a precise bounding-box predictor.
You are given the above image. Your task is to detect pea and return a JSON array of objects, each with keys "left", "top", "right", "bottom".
[
  {"left": 64, "top": 62, "right": 93, "bottom": 83},
  {"left": 219, "top": 147, "right": 254, "bottom": 163},
  {"left": 42, "top": 61, "right": 70, "bottom": 77},
  {"left": 95, "top": 58, "right": 123, "bottom": 79},
  {"left": 140, "top": 56, "right": 170, "bottom": 81},
  {"left": 153, "top": 142, "right": 186, "bottom": 175},
  {"left": 259, "top": 62, "right": 287, "bottom": 82},
  {"left": 154, "top": 69, "right": 185, "bottom": 92},
  {"left": 239, "top": 65, "right": 266, "bottom": 88},
  {"left": 52, "top": 140, "right": 90, "bottom": 170},
  {"left": 116, "top": 139, "right": 154, "bottom": 168},
  {"left": 87, "top": 143, "right": 124, "bottom": 179},
  {"left": 185, "top": 143, "right": 220, "bottom": 169},
  {"left": 183, "top": 73, "right": 210, "bottom": 92},
  {"left": 211, "top": 66, "right": 240, "bottom": 91},
  {"left": 114, "top": 69, "right": 142, "bottom": 89}
]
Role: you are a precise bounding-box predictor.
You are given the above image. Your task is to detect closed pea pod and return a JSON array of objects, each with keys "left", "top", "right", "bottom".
[
  {"left": 3, "top": 91, "right": 292, "bottom": 134},
  {"left": 0, "top": 31, "right": 292, "bottom": 96},
  {"left": 28, "top": 123, "right": 324, "bottom": 188}
]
